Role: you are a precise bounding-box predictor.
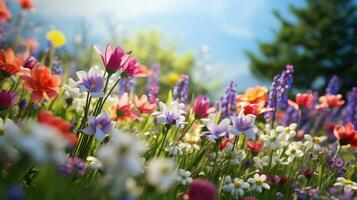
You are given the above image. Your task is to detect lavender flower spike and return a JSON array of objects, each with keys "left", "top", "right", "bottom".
[
  {"left": 277, "top": 64, "right": 294, "bottom": 109},
  {"left": 228, "top": 111, "right": 258, "bottom": 140},
  {"left": 325, "top": 75, "right": 340, "bottom": 95},
  {"left": 342, "top": 87, "right": 357, "bottom": 128},
  {"left": 146, "top": 62, "right": 160, "bottom": 104},
  {"left": 220, "top": 81, "right": 237, "bottom": 119},
  {"left": 173, "top": 74, "right": 189, "bottom": 103},
  {"left": 76, "top": 67, "right": 105, "bottom": 98},
  {"left": 264, "top": 74, "right": 280, "bottom": 121},
  {"left": 83, "top": 111, "right": 114, "bottom": 142}
]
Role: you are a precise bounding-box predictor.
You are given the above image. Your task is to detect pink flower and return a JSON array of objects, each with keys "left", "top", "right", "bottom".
[
  {"left": 184, "top": 179, "right": 216, "bottom": 200},
  {"left": 122, "top": 58, "right": 147, "bottom": 77},
  {"left": 0, "top": 90, "right": 17, "bottom": 110},
  {"left": 193, "top": 95, "right": 215, "bottom": 119},
  {"left": 94, "top": 44, "right": 130, "bottom": 74},
  {"left": 135, "top": 95, "right": 157, "bottom": 114}
]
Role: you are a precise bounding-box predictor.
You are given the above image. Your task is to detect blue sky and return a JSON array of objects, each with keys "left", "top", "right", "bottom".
[{"left": 33, "top": 0, "right": 305, "bottom": 92}]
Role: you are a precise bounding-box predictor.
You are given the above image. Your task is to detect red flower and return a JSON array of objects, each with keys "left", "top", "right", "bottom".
[
  {"left": 299, "top": 167, "right": 314, "bottom": 179},
  {"left": 18, "top": 0, "right": 35, "bottom": 11},
  {"left": 267, "top": 175, "right": 287, "bottom": 186},
  {"left": 247, "top": 140, "right": 264, "bottom": 153},
  {"left": 334, "top": 123, "right": 357, "bottom": 149},
  {"left": 0, "top": 0, "right": 11, "bottom": 21},
  {"left": 111, "top": 93, "right": 139, "bottom": 121},
  {"left": 21, "top": 66, "right": 61, "bottom": 103},
  {"left": 193, "top": 95, "right": 215, "bottom": 119},
  {"left": 135, "top": 95, "right": 157, "bottom": 114},
  {"left": 184, "top": 179, "right": 216, "bottom": 200},
  {"left": 317, "top": 94, "right": 344, "bottom": 109},
  {"left": 219, "top": 138, "right": 229, "bottom": 150},
  {"left": 0, "top": 48, "right": 24, "bottom": 75},
  {"left": 37, "top": 111, "right": 77, "bottom": 146},
  {"left": 296, "top": 93, "right": 314, "bottom": 108}
]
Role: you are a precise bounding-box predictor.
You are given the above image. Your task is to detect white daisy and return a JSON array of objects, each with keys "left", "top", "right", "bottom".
[
  {"left": 176, "top": 169, "right": 193, "bottom": 185},
  {"left": 304, "top": 134, "right": 327, "bottom": 151},
  {"left": 146, "top": 158, "right": 177, "bottom": 191},
  {"left": 285, "top": 142, "right": 304, "bottom": 162},
  {"left": 334, "top": 177, "right": 357, "bottom": 191},
  {"left": 222, "top": 176, "right": 250, "bottom": 197},
  {"left": 247, "top": 174, "right": 270, "bottom": 193}
]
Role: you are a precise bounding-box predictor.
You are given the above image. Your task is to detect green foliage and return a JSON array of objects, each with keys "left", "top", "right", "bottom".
[{"left": 247, "top": 0, "right": 357, "bottom": 93}]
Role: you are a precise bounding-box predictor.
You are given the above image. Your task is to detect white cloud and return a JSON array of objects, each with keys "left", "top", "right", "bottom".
[{"left": 224, "top": 26, "right": 253, "bottom": 39}]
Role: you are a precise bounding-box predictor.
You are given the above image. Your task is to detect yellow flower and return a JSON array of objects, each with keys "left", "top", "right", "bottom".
[
  {"left": 167, "top": 72, "right": 180, "bottom": 86},
  {"left": 46, "top": 30, "right": 66, "bottom": 48}
]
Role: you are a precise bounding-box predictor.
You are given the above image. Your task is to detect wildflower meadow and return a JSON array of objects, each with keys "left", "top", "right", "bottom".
[{"left": 0, "top": 1, "right": 356, "bottom": 200}]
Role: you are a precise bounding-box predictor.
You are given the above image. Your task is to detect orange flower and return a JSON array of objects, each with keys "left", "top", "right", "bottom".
[
  {"left": 111, "top": 93, "right": 139, "bottom": 121},
  {"left": 0, "top": 0, "right": 11, "bottom": 21},
  {"left": 135, "top": 95, "right": 157, "bottom": 114},
  {"left": 21, "top": 66, "right": 61, "bottom": 103},
  {"left": 38, "top": 111, "right": 77, "bottom": 146},
  {"left": 240, "top": 86, "right": 268, "bottom": 104},
  {"left": 317, "top": 94, "right": 344, "bottom": 109},
  {"left": 18, "top": 0, "right": 35, "bottom": 11},
  {"left": 0, "top": 48, "right": 24, "bottom": 75}
]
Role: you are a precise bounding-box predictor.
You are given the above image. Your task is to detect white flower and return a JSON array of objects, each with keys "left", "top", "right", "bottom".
[
  {"left": 285, "top": 142, "right": 304, "bottom": 162},
  {"left": 5, "top": 121, "right": 68, "bottom": 164},
  {"left": 253, "top": 156, "right": 270, "bottom": 169},
  {"left": 304, "top": 135, "right": 327, "bottom": 151},
  {"left": 261, "top": 130, "right": 282, "bottom": 149},
  {"left": 276, "top": 124, "right": 297, "bottom": 146},
  {"left": 146, "top": 158, "right": 177, "bottom": 191},
  {"left": 178, "top": 133, "right": 201, "bottom": 153},
  {"left": 176, "top": 169, "right": 192, "bottom": 185},
  {"left": 86, "top": 156, "right": 103, "bottom": 170},
  {"left": 228, "top": 149, "right": 246, "bottom": 165},
  {"left": 247, "top": 174, "right": 270, "bottom": 193},
  {"left": 0, "top": 118, "right": 19, "bottom": 160},
  {"left": 97, "top": 129, "right": 146, "bottom": 176},
  {"left": 334, "top": 177, "right": 357, "bottom": 191},
  {"left": 63, "top": 78, "right": 83, "bottom": 99},
  {"left": 222, "top": 176, "right": 250, "bottom": 197},
  {"left": 166, "top": 145, "right": 183, "bottom": 156},
  {"left": 153, "top": 101, "right": 186, "bottom": 127}
]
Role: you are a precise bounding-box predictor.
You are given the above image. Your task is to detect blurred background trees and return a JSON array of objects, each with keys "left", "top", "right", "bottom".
[{"left": 247, "top": 0, "right": 357, "bottom": 93}]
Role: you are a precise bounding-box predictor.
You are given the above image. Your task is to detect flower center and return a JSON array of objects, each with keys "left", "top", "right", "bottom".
[
  {"left": 90, "top": 83, "right": 96, "bottom": 89},
  {"left": 343, "top": 179, "right": 353, "bottom": 185},
  {"left": 270, "top": 136, "right": 276, "bottom": 142},
  {"left": 234, "top": 180, "right": 241, "bottom": 187},
  {"left": 291, "top": 148, "right": 296, "bottom": 154},
  {"left": 160, "top": 166, "right": 171, "bottom": 175},
  {"left": 312, "top": 137, "right": 320, "bottom": 143},
  {"left": 256, "top": 180, "right": 262, "bottom": 185}
]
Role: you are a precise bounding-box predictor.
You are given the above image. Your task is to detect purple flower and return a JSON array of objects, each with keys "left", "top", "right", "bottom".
[
  {"left": 264, "top": 74, "right": 280, "bottom": 121},
  {"left": 83, "top": 112, "right": 114, "bottom": 142},
  {"left": 173, "top": 74, "right": 189, "bottom": 103},
  {"left": 6, "top": 185, "right": 24, "bottom": 200},
  {"left": 94, "top": 43, "right": 130, "bottom": 74},
  {"left": 23, "top": 56, "right": 39, "bottom": 69},
  {"left": 220, "top": 81, "right": 237, "bottom": 119},
  {"left": 0, "top": 90, "right": 17, "bottom": 110},
  {"left": 76, "top": 67, "right": 104, "bottom": 98},
  {"left": 146, "top": 62, "right": 160, "bottom": 104},
  {"left": 119, "top": 77, "right": 136, "bottom": 95},
  {"left": 202, "top": 118, "right": 230, "bottom": 140},
  {"left": 155, "top": 101, "right": 186, "bottom": 128},
  {"left": 265, "top": 65, "right": 294, "bottom": 121},
  {"left": 325, "top": 75, "right": 340, "bottom": 95},
  {"left": 59, "top": 156, "right": 87, "bottom": 176},
  {"left": 277, "top": 65, "right": 294, "bottom": 109},
  {"left": 228, "top": 111, "right": 257, "bottom": 140},
  {"left": 185, "top": 179, "right": 216, "bottom": 200},
  {"left": 342, "top": 87, "right": 357, "bottom": 127},
  {"left": 51, "top": 58, "right": 63, "bottom": 76}
]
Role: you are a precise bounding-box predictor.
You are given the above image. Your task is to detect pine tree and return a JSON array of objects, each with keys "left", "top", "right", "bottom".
[{"left": 247, "top": 0, "right": 357, "bottom": 92}]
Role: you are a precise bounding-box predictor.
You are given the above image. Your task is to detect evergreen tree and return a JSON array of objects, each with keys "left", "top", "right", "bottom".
[{"left": 247, "top": 0, "right": 357, "bottom": 92}]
